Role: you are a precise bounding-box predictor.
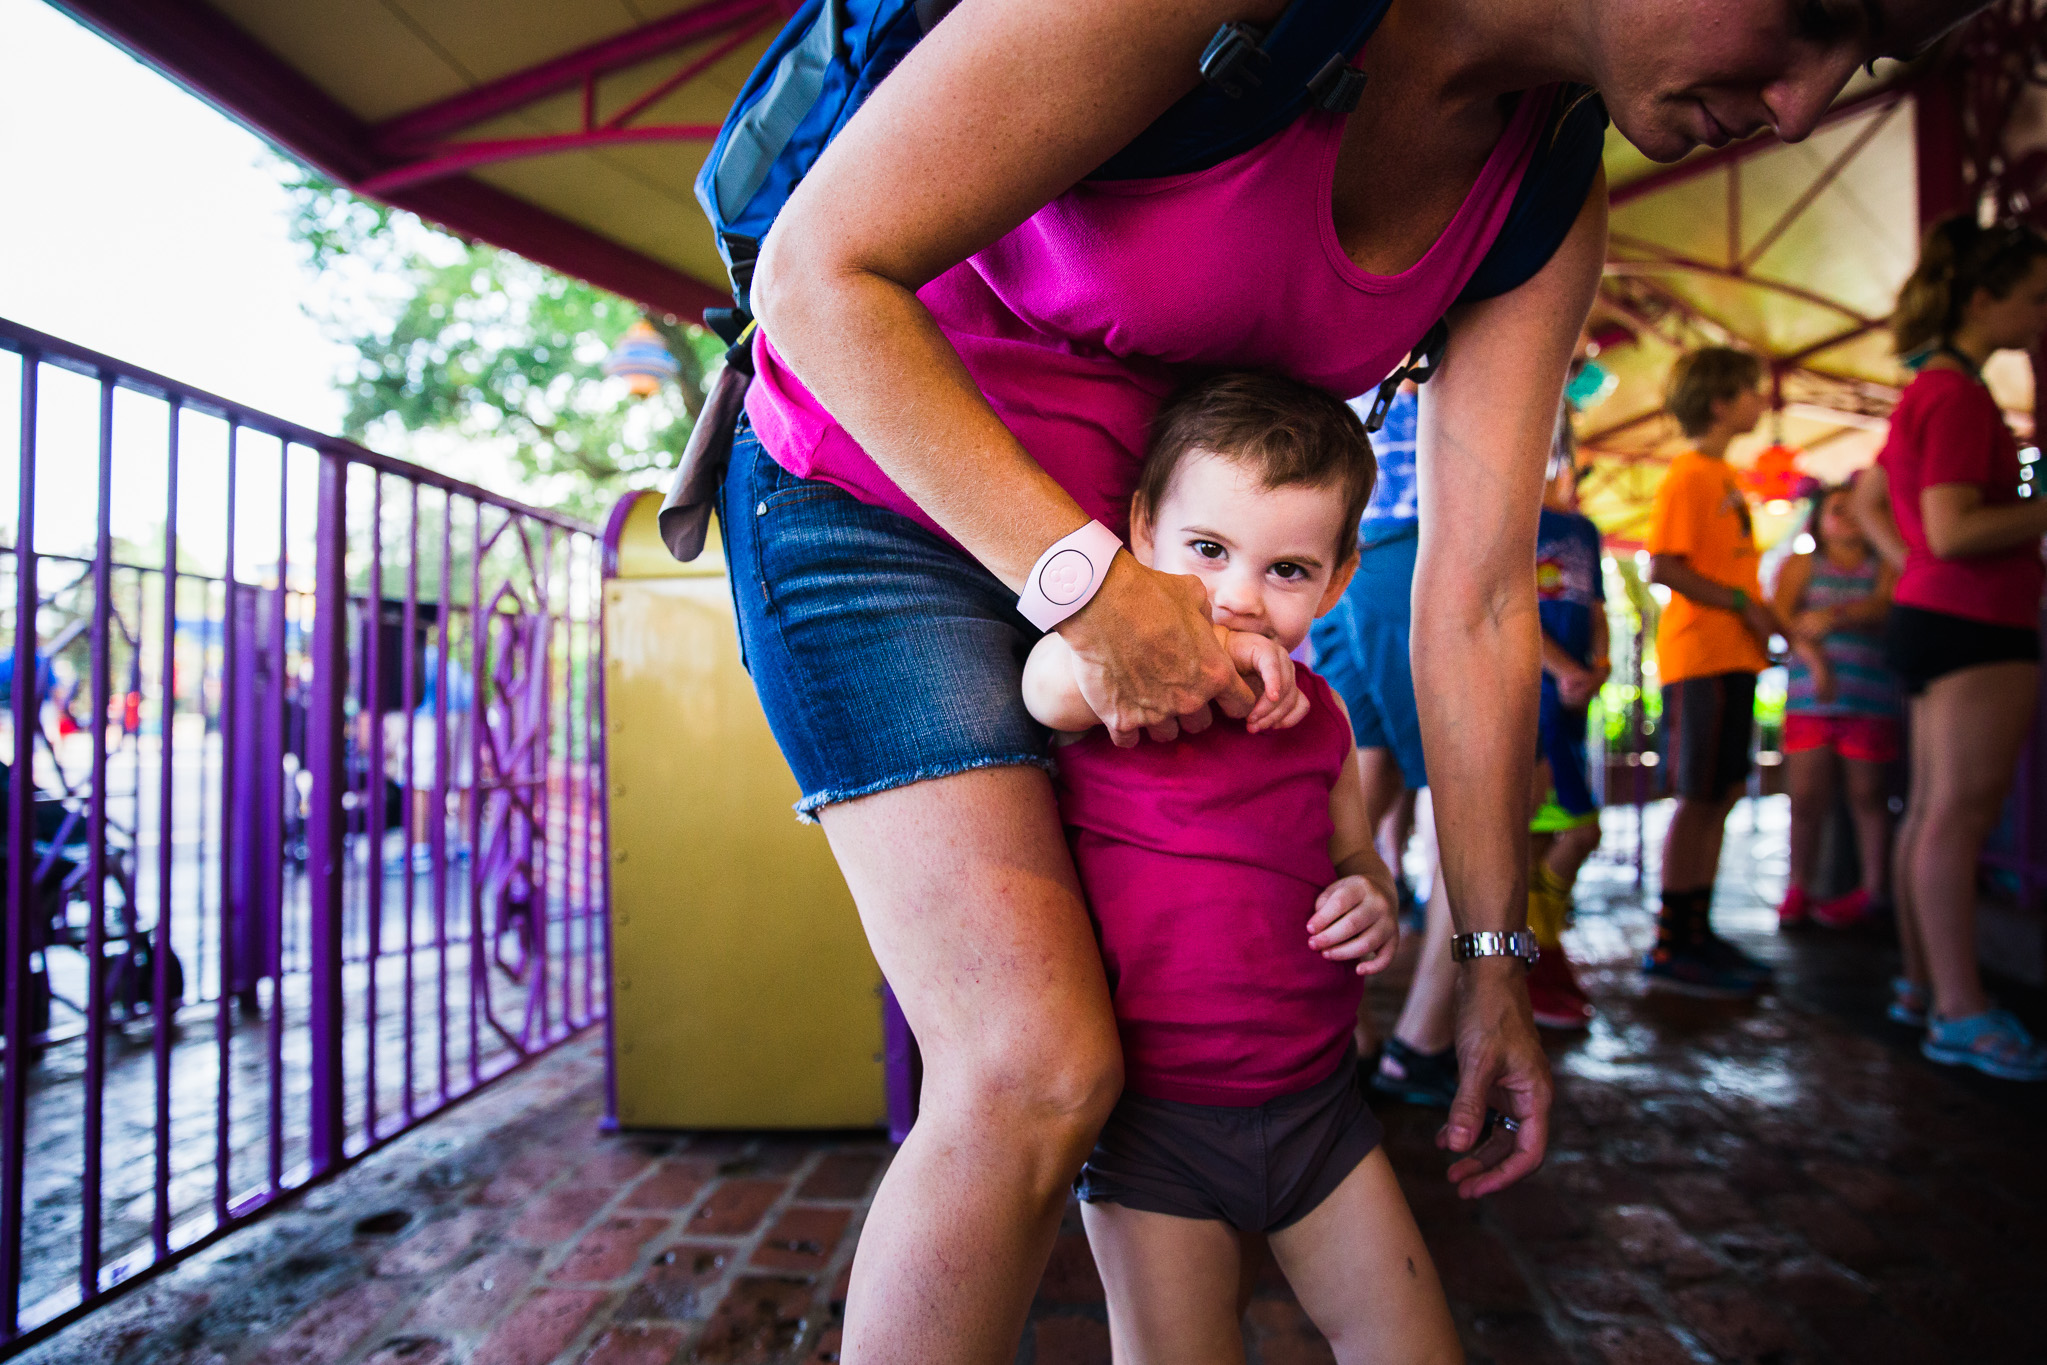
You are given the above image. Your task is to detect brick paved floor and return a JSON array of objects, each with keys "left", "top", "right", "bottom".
[{"left": 22, "top": 799, "right": 2047, "bottom": 1364}]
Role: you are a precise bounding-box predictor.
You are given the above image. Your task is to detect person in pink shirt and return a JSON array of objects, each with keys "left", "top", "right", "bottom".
[
  {"left": 1855, "top": 216, "right": 2047, "bottom": 1081},
  {"left": 1023, "top": 373, "right": 1463, "bottom": 1361}
]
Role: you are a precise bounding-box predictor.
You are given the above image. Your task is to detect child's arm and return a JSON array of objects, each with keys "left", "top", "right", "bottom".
[
  {"left": 1023, "top": 631, "right": 1108, "bottom": 732},
  {"left": 1308, "top": 698, "right": 1400, "bottom": 976},
  {"left": 1024, "top": 627, "right": 1306, "bottom": 734},
  {"left": 1827, "top": 558, "right": 1897, "bottom": 630},
  {"left": 1791, "top": 637, "right": 1836, "bottom": 702}
]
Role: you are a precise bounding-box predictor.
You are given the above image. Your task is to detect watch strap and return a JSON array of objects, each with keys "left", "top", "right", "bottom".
[
  {"left": 1450, "top": 930, "right": 1540, "bottom": 967},
  {"left": 1017, "top": 520, "right": 1123, "bottom": 632}
]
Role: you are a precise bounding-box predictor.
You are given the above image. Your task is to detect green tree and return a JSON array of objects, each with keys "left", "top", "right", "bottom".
[{"left": 281, "top": 166, "right": 721, "bottom": 521}]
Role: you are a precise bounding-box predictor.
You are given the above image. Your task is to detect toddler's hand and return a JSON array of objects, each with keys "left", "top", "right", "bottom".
[
  {"left": 1221, "top": 629, "right": 1309, "bottom": 732},
  {"left": 1307, "top": 872, "right": 1399, "bottom": 975}
]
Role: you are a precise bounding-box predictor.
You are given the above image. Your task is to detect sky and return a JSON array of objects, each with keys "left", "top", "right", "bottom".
[{"left": 0, "top": 0, "right": 352, "bottom": 432}]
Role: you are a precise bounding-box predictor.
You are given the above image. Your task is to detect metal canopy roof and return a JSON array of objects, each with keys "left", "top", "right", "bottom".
[{"left": 49, "top": 1, "right": 2016, "bottom": 542}]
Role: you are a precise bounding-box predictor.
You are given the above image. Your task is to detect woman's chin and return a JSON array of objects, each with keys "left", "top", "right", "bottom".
[{"left": 1611, "top": 105, "right": 1702, "bottom": 165}]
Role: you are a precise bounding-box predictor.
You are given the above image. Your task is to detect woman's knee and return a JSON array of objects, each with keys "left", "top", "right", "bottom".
[{"left": 927, "top": 1013, "right": 1124, "bottom": 1143}]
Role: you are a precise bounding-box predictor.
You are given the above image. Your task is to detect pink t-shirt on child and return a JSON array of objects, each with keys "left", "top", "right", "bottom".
[
  {"left": 1054, "top": 671, "right": 1358, "bottom": 1106},
  {"left": 745, "top": 85, "right": 1560, "bottom": 542}
]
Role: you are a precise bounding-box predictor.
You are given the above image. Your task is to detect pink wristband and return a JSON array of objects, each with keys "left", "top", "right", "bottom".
[{"left": 1017, "top": 520, "right": 1123, "bottom": 632}]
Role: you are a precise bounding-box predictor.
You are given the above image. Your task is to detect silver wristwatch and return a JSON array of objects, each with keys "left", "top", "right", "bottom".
[{"left": 1450, "top": 930, "right": 1540, "bottom": 968}]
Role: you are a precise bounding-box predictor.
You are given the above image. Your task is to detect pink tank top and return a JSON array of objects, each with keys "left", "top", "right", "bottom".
[
  {"left": 1054, "top": 670, "right": 1357, "bottom": 1106},
  {"left": 746, "top": 85, "right": 1559, "bottom": 541}
]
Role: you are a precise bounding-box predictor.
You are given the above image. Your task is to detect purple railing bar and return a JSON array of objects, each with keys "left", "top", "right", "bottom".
[
  {"left": 151, "top": 400, "right": 182, "bottom": 1259},
  {"left": 580, "top": 546, "right": 595, "bottom": 1030},
  {"left": 0, "top": 319, "right": 596, "bottom": 540},
  {"left": 467, "top": 500, "right": 484, "bottom": 1085},
  {"left": 433, "top": 496, "right": 452, "bottom": 1105},
  {"left": 81, "top": 375, "right": 117, "bottom": 1302},
  {"left": 364, "top": 473, "right": 385, "bottom": 1146},
  {"left": 401, "top": 484, "right": 419, "bottom": 1126},
  {"left": 306, "top": 451, "right": 349, "bottom": 1174},
  {"left": 540, "top": 525, "right": 557, "bottom": 1043},
  {"left": 214, "top": 423, "right": 239, "bottom": 1225},
  {"left": 1, "top": 351, "right": 41, "bottom": 1339},
  {"left": 266, "top": 453, "right": 288, "bottom": 1197}
]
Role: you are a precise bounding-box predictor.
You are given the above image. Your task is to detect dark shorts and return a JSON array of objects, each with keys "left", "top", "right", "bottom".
[
  {"left": 1075, "top": 1051, "right": 1382, "bottom": 1233},
  {"left": 1308, "top": 528, "right": 1426, "bottom": 788},
  {"left": 1884, "top": 602, "right": 2041, "bottom": 696},
  {"left": 719, "top": 419, "right": 1053, "bottom": 818},
  {"left": 1538, "top": 682, "right": 1596, "bottom": 818},
  {"left": 1661, "top": 671, "right": 1756, "bottom": 803}
]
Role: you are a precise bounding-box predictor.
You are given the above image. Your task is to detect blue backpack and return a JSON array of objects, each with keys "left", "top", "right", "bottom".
[{"left": 660, "top": 0, "right": 1605, "bottom": 558}]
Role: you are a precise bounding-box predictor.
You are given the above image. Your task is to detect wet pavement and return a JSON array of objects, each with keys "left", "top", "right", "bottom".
[{"left": 20, "top": 796, "right": 2047, "bottom": 1364}]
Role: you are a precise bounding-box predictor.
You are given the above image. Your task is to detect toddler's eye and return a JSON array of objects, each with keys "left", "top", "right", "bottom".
[
  {"left": 1271, "top": 562, "right": 1307, "bottom": 582},
  {"left": 1192, "top": 540, "right": 1226, "bottom": 560}
]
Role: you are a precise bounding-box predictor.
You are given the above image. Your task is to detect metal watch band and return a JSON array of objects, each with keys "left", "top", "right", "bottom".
[
  {"left": 1450, "top": 930, "right": 1540, "bottom": 967},
  {"left": 1016, "top": 520, "right": 1123, "bottom": 632}
]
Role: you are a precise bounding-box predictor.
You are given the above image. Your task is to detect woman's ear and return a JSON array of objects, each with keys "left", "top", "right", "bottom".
[{"left": 1316, "top": 551, "right": 1359, "bottom": 617}]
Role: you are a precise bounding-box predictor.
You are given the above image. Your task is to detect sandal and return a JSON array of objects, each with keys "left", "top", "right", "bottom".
[{"left": 1921, "top": 1009, "right": 2047, "bottom": 1082}]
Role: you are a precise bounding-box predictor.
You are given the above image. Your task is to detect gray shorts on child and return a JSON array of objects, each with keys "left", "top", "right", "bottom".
[{"left": 1075, "top": 1049, "right": 1383, "bottom": 1233}]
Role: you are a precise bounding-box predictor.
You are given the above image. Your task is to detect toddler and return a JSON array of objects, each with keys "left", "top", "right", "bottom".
[{"left": 1024, "top": 372, "right": 1460, "bottom": 1363}]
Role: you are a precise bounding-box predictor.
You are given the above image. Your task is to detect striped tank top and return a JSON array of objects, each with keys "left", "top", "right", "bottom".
[{"left": 1784, "top": 555, "right": 1900, "bottom": 719}]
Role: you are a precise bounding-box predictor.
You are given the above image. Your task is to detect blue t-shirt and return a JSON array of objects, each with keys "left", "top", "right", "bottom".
[
  {"left": 1535, "top": 508, "right": 1604, "bottom": 666},
  {"left": 1354, "top": 389, "right": 1418, "bottom": 547}
]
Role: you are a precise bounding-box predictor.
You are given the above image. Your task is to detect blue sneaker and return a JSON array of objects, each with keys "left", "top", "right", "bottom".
[
  {"left": 1642, "top": 944, "right": 1761, "bottom": 999},
  {"left": 1921, "top": 1010, "right": 2047, "bottom": 1081},
  {"left": 1698, "top": 930, "right": 1774, "bottom": 986}
]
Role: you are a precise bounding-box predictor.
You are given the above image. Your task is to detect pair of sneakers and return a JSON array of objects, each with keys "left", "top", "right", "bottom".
[{"left": 1777, "top": 885, "right": 1874, "bottom": 931}]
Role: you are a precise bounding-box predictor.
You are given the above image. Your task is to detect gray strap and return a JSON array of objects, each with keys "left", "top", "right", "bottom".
[{"left": 711, "top": 0, "right": 844, "bottom": 222}]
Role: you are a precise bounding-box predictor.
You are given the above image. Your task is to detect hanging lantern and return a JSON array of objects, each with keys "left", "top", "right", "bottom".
[
  {"left": 602, "top": 319, "right": 681, "bottom": 398},
  {"left": 1740, "top": 443, "right": 1804, "bottom": 506}
]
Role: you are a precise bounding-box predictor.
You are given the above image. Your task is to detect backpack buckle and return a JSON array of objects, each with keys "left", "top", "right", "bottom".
[
  {"left": 1307, "top": 55, "right": 1367, "bottom": 114},
  {"left": 1364, "top": 319, "right": 1450, "bottom": 434},
  {"left": 1199, "top": 22, "right": 1270, "bottom": 99}
]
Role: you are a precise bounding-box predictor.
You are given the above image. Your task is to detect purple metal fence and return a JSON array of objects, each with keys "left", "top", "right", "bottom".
[{"left": 0, "top": 317, "right": 608, "bottom": 1348}]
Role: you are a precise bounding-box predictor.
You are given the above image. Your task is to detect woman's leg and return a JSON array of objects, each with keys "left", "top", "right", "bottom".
[
  {"left": 1080, "top": 1203, "right": 1248, "bottom": 1365},
  {"left": 1783, "top": 745, "right": 1835, "bottom": 896},
  {"left": 1907, "top": 662, "right": 2040, "bottom": 1020},
  {"left": 1388, "top": 789, "right": 1455, "bottom": 1054},
  {"left": 1892, "top": 699, "right": 1930, "bottom": 986},
  {"left": 1267, "top": 1150, "right": 1462, "bottom": 1365},
  {"left": 1842, "top": 755, "right": 1892, "bottom": 900},
  {"left": 819, "top": 766, "right": 1124, "bottom": 1364}
]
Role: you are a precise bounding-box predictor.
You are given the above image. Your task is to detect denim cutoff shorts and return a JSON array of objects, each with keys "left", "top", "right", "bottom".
[{"left": 718, "top": 417, "right": 1054, "bottom": 819}]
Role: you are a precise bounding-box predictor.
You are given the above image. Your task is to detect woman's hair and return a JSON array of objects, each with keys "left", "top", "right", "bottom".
[
  {"left": 1137, "top": 371, "right": 1376, "bottom": 562},
  {"left": 1664, "top": 347, "right": 1765, "bottom": 439},
  {"left": 1892, "top": 216, "right": 2047, "bottom": 358}
]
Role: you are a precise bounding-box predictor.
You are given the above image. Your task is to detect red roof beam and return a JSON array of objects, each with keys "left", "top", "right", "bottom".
[
  {"left": 372, "top": 0, "right": 776, "bottom": 153},
  {"left": 361, "top": 125, "right": 725, "bottom": 196}
]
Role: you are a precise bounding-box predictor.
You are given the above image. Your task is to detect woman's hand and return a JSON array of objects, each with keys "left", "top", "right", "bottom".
[{"left": 1059, "top": 553, "right": 1257, "bottom": 748}]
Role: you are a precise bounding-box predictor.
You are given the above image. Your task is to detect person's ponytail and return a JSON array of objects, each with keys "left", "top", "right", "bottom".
[{"left": 1892, "top": 215, "right": 2047, "bottom": 358}]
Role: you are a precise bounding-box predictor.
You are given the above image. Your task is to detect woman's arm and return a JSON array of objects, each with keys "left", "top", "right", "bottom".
[
  {"left": 755, "top": 0, "right": 1279, "bottom": 743},
  {"left": 1919, "top": 483, "right": 2047, "bottom": 559},
  {"left": 1409, "top": 168, "right": 1608, "bottom": 1196},
  {"left": 1852, "top": 466, "right": 1907, "bottom": 571}
]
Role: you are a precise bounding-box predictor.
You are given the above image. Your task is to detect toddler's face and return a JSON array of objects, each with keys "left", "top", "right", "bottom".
[{"left": 1132, "top": 452, "right": 1356, "bottom": 654}]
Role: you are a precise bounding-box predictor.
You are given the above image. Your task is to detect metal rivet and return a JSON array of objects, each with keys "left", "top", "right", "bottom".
[
  {"left": 618, "top": 977, "right": 631, "bottom": 990},
  {"left": 614, "top": 848, "right": 629, "bottom": 864},
  {"left": 755, "top": 501, "right": 767, "bottom": 516}
]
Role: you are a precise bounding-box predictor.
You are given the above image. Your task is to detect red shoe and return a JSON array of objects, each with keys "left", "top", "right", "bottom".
[
  {"left": 1527, "top": 950, "right": 1594, "bottom": 1031},
  {"left": 1776, "top": 885, "right": 1812, "bottom": 929},
  {"left": 1812, "top": 887, "right": 1872, "bottom": 930}
]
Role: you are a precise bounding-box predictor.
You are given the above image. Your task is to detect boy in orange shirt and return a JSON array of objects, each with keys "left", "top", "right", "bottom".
[{"left": 1643, "top": 349, "right": 1784, "bottom": 997}]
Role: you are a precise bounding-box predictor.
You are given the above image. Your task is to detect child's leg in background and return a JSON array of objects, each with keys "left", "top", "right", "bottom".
[
  {"left": 1783, "top": 741, "right": 1836, "bottom": 897},
  {"left": 1080, "top": 1203, "right": 1248, "bottom": 1365},
  {"left": 1842, "top": 752, "right": 1891, "bottom": 900},
  {"left": 1267, "top": 1149, "right": 1461, "bottom": 1365}
]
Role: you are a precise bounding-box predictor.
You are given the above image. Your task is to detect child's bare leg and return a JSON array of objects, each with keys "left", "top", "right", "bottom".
[
  {"left": 1267, "top": 1150, "right": 1462, "bottom": 1365},
  {"left": 1080, "top": 1202, "right": 1248, "bottom": 1365}
]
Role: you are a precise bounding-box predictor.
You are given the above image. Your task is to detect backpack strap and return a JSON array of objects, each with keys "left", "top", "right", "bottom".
[
  {"left": 1456, "top": 84, "right": 1609, "bottom": 304},
  {"left": 1091, "top": 0, "right": 1394, "bottom": 180},
  {"left": 1363, "top": 318, "right": 1447, "bottom": 434}
]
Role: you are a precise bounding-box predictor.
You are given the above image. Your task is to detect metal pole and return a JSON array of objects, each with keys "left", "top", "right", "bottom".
[
  {"left": 305, "top": 451, "right": 348, "bottom": 1172},
  {"left": 214, "top": 422, "right": 238, "bottom": 1226},
  {"left": 151, "top": 400, "right": 181, "bottom": 1258},
  {"left": 0, "top": 353, "right": 41, "bottom": 1340},
  {"left": 80, "top": 376, "right": 116, "bottom": 1301}
]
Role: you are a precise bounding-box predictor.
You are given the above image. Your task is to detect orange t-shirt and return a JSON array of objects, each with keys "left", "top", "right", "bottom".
[{"left": 1645, "top": 451, "right": 1768, "bottom": 684}]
